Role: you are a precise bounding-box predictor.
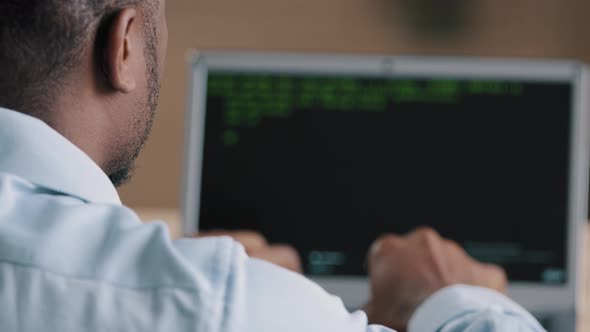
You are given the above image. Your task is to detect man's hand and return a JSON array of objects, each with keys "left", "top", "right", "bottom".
[
  {"left": 364, "top": 227, "right": 507, "bottom": 332},
  {"left": 195, "top": 230, "right": 302, "bottom": 273}
]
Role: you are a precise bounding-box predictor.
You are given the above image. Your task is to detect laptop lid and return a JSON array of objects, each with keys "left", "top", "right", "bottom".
[{"left": 183, "top": 52, "right": 588, "bottom": 319}]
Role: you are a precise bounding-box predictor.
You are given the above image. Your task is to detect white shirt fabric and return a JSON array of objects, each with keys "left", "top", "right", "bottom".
[{"left": 0, "top": 107, "right": 545, "bottom": 331}]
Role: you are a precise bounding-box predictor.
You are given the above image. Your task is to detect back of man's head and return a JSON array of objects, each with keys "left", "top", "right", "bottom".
[{"left": 0, "top": 0, "right": 166, "bottom": 187}]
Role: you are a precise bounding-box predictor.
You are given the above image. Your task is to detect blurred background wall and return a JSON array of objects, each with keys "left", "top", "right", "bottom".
[{"left": 119, "top": 0, "right": 590, "bottom": 209}]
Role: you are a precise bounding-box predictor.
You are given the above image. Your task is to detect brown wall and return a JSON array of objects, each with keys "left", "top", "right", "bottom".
[{"left": 119, "top": 0, "right": 590, "bottom": 209}]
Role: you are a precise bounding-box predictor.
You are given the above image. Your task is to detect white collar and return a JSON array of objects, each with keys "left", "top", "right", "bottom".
[{"left": 0, "top": 107, "right": 121, "bottom": 205}]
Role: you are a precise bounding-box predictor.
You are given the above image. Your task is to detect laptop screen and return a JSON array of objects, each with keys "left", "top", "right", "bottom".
[{"left": 197, "top": 72, "right": 572, "bottom": 284}]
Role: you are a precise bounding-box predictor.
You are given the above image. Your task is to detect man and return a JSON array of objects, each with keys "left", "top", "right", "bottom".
[{"left": 0, "top": 0, "right": 545, "bottom": 331}]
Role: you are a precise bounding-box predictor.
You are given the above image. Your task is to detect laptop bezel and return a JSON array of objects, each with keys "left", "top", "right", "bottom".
[{"left": 183, "top": 51, "right": 588, "bottom": 314}]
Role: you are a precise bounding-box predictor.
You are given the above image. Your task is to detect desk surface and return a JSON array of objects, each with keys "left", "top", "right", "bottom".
[{"left": 135, "top": 208, "right": 589, "bottom": 331}]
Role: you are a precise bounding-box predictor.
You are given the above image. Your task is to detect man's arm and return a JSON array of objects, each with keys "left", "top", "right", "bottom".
[
  {"left": 236, "top": 252, "right": 543, "bottom": 332},
  {"left": 189, "top": 228, "right": 545, "bottom": 332},
  {"left": 408, "top": 285, "right": 544, "bottom": 331},
  {"left": 242, "top": 258, "right": 391, "bottom": 332}
]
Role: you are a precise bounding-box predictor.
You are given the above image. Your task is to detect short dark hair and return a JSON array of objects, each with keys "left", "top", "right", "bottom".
[{"left": 0, "top": 0, "right": 146, "bottom": 115}]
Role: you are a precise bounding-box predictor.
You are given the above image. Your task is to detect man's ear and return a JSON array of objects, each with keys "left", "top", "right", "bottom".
[{"left": 102, "top": 8, "right": 138, "bottom": 93}]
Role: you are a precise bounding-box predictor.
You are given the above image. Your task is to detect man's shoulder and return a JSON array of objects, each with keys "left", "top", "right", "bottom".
[
  {"left": 0, "top": 172, "right": 242, "bottom": 292},
  {"left": 0, "top": 172, "right": 249, "bottom": 331},
  {"left": 0, "top": 210, "right": 240, "bottom": 331}
]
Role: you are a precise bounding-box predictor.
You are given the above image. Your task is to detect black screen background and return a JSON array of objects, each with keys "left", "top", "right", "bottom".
[{"left": 198, "top": 73, "right": 572, "bottom": 283}]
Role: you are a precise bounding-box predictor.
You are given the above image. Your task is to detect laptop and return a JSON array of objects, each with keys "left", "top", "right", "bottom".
[{"left": 183, "top": 51, "right": 589, "bottom": 331}]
